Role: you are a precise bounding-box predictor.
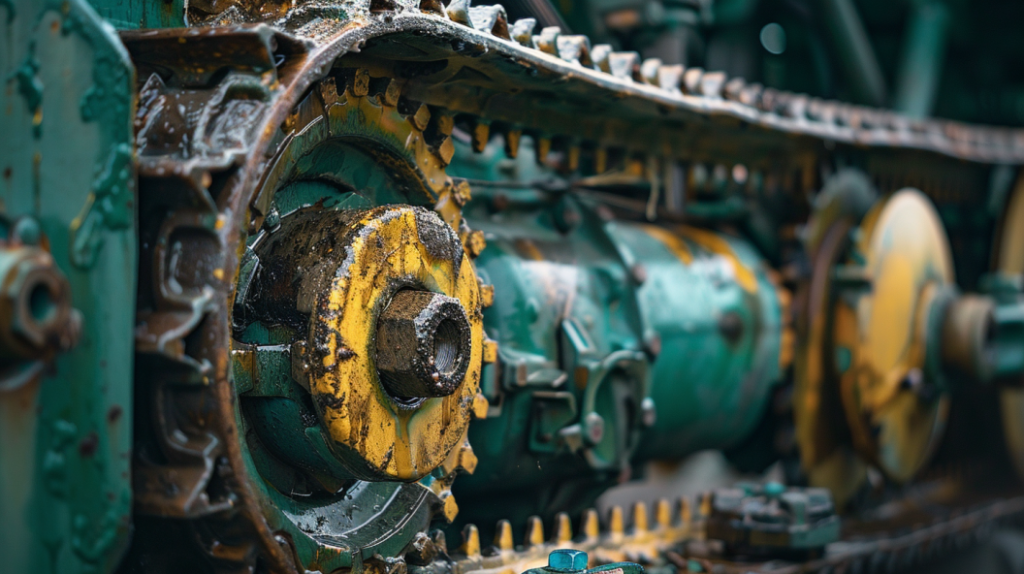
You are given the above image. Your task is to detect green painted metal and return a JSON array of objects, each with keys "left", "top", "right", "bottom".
[
  {"left": 84, "top": 0, "right": 185, "bottom": 29},
  {"left": 0, "top": 1, "right": 137, "bottom": 574},
  {"left": 525, "top": 549, "right": 645, "bottom": 574},
  {"left": 228, "top": 132, "right": 443, "bottom": 573},
  {"left": 453, "top": 171, "right": 783, "bottom": 531}
]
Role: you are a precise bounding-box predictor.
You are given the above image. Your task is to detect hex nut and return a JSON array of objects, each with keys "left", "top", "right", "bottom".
[{"left": 375, "top": 290, "right": 471, "bottom": 399}]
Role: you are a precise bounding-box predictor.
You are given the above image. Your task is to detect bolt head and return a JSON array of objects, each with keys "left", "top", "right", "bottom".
[
  {"left": 376, "top": 290, "right": 471, "bottom": 399},
  {"left": 548, "top": 549, "right": 588, "bottom": 572},
  {"left": 764, "top": 481, "right": 785, "bottom": 499},
  {"left": 584, "top": 412, "right": 604, "bottom": 445}
]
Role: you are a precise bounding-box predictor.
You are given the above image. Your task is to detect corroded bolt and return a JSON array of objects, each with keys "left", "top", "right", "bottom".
[
  {"left": 548, "top": 549, "right": 588, "bottom": 572},
  {"left": 376, "top": 290, "right": 471, "bottom": 399},
  {"left": 0, "top": 245, "right": 78, "bottom": 360}
]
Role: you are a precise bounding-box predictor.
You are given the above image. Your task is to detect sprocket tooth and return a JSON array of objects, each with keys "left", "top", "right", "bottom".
[
  {"left": 466, "top": 229, "right": 487, "bottom": 257},
  {"left": 469, "top": 5, "right": 511, "bottom": 39},
  {"left": 567, "top": 141, "right": 581, "bottom": 171},
  {"left": 441, "top": 492, "right": 459, "bottom": 522},
  {"left": 494, "top": 519, "right": 514, "bottom": 551},
  {"left": 785, "top": 93, "right": 809, "bottom": 119},
  {"left": 640, "top": 58, "right": 662, "bottom": 85},
  {"left": 510, "top": 18, "right": 536, "bottom": 46},
  {"left": 608, "top": 52, "right": 641, "bottom": 82},
  {"left": 657, "top": 64, "right": 684, "bottom": 93},
  {"left": 632, "top": 501, "right": 649, "bottom": 533},
  {"left": 723, "top": 76, "right": 746, "bottom": 102},
  {"left": 472, "top": 393, "right": 490, "bottom": 419},
  {"left": 655, "top": 498, "right": 671, "bottom": 529},
  {"left": 535, "top": 135, "right": 552, "bottom": 165},
  {"left": 525, "top": 516, "right": 544, "bottom": 547},
  {"left": 461, "top": 524, "right": 482, "bottom": 558},
  {"left": 591, "top": 44, "right": 613, "bottom": 72},
  {"left": 478, "top": 280, "right": 494, "bottom": 308},
  {"left": 471, "top": 119, "right": 491, "bottom": 152},
  {"left": 420, "top": 0, "right": 446, "bottom": 15},
  {"left": 581, "top": 508, "right": 600, "bottom": 541},
  {"left": 700, "top": 71, "right": 728, "bottom": 97},
  {"left": 350, "top": 68, "right": 371, "bottom": 97},
  {"left": 678, "top": 496, "right": 692, "bottom": 527},
  {"left": 699, "top": 491, "right": 713, "bottom": 518},
  {"left": 533, "top": 26, "right": 560, "bottom": 55},
  {"left": 681, "top": 67, "right": 704, "bottom": 94},
  {"left": 553, "top": 512, "right": 572, "bottom": 543},
  {"left": 504, "top": 128, "right": 522, "bottom": 158},
  {"left": 556, "top": 35, "right": 592, "bottom": 67},
  {"left": 317, "top": 76, "right": 340, "bottom": 105},
  {"left": 609, "top": 505, "right": 625, "bottom": 536},
  {"left": 594, "top": 146, "right": 608, "bottom": 173},
  {"left": 446, "top": 0, "right": 472, "bottom": 26},
  {"left": 738, "top": 82, "right": 764, "bottom": 107}
]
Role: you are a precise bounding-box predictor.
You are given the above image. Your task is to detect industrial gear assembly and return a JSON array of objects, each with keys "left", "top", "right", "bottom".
[{"left": 5, "top": 0, "right": 1024, "bottom": 573}]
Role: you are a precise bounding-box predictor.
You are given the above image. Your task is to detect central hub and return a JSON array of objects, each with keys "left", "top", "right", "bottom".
[{"left": 376, "top": 290, "right": 471, "bottom": 399}]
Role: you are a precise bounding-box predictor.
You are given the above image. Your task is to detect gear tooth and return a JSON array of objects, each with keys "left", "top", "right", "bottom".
[
  {"left": 594, "top": 146, "right": 608, "bottom": 174},
  {"left": 481, "top": 338, "right": 498, "bottom": 364},
  {"left": 556, "top": 35, "right": 592, "bottom": 67},
  {"left": 655, "top": 498, "right": 671, "bottom": 528},
  {"left": 525, "top": 516, "right": 544, "bottom": 546},
  {"left": 723, "top": 76, "right": 746, "bottom": 101},
  {"left": 553, "top": 512, "right": 572, "bottom": 543},
  {"left": 447, "top": 0, "right": 472, "bottom": 25},
  {"left": 679, "top": 497, "right": 692, "bottom": 527},
  {"left": 533, "top": 26, "right": 560, "bottom": 55},
  {"left": 632, "top": 501, "right": 648, "bottom": 533},
  {"left": 608, "top": 52, "right": 641, "bottom": 82},
  {"left": 640, "top": 58, "right": 662, "bottom": 85},
  {"left": 535, "top": 136, "right": 551, "bottom": 165},
  {"left": 503, "top": 128, "right": 522, "bottom": 158},
  {"left": 466, "top": 229, "right": 487, "bottom": 257},
  {"left": 382, "top": 78, "right": 401, "bottom": 107},
  {"left": 442, "top": 492, "right": 460, "bottom": 522},
  {"left": 461, "top": 524, "right": 481, "bottom": 557},
  {"left": 657, "top": 64, "right": 684, "bottom": 93},
  {"left": 495, "top": 519, "right": 514, "bottom": 550},
  {"left": 591, "top": 44, "right": 613, "bottom": 73},
  {"left": 471, "top": 119, "right": 491, "bottom": 152},
  {"left": 420, "top": 0, "right": 446, "bottom": 15},
  {"left": 786, "top": 93, "right": 809, "bottom": 119},
  {"left": 609, "top": 505, "right": 624, "bottom": 536},
  {"left": 437, "top": 137, "right": 456, "bottom": 166},
  {"left": 453, "top": 179, "right": 472, "bottom": 206},
  {"left": 457, "top": 443, "right": 478, "bottom": 473},
  {"left": 738, "top": 82, "right": 764, "bottom": 107},
  {"left": 479, "top": 281, "right": 495, "bottom": 308},
  {"left": 318, "top": 76, "right": 340, "bottom": 106},
  {"left": 681, "top": 67, "right": 704, "bottom": 95},
  {"left": 699, "top": 71, "right": 727, "bottom": 97},
  {"left": 510, "top": 18, "right": 536, "bottom": 46},
  {"left": 581, "top": 509, "right": 600, "bottom": 541},
  {"left": 472, "top": 393, "right": 490, "bottom": 418},
  {"left": 352, "top": 68, "right": 370, "bottom": 97},
  {"left": 568, "top": 143, "right": 580, "bottom": 172},
  {"left": 469, "top": 5, "right": 511, "bottom": 39},
  {"left": 699, "top": 491, "right": 713, "bottom": 518}
]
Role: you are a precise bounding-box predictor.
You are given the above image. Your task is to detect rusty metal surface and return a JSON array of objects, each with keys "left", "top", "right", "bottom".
[{"left": 112, "top": 4, "right": 1024, "bottom": 574}]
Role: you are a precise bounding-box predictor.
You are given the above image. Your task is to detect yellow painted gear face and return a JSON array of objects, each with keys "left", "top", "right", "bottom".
[
  {"left": 837, "top": 189, "right": 952, "bottom": 483},
  {"left": 308, "top": 205, "right": 484, "bottom": 482}
]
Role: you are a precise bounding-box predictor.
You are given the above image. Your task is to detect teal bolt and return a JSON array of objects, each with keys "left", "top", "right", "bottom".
[
  {"left": 764, "top": 481, "right": 785, "bottom": 499},
  {"left": 548, "top": 549, "right": 588, "bottom": 572}
]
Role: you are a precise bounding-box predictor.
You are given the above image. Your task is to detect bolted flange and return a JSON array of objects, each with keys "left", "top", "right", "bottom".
[{"left": 376, "top": 290, "right": 471, "bottom": 399}]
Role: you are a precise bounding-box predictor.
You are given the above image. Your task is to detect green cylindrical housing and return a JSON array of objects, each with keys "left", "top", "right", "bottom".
[{"left": 454, "top": 188, "right": 785, "bottom": 529}]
